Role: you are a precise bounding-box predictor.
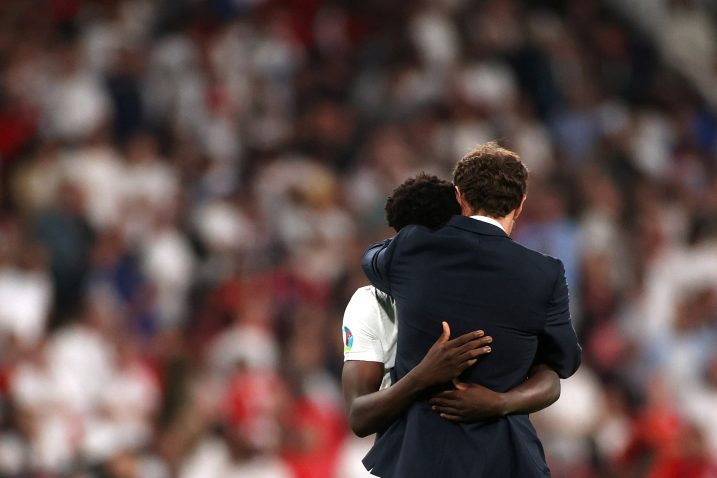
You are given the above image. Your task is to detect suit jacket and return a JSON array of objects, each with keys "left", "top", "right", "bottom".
[{"left": 361, "top": 215, "right": 581, "bottom": 477}]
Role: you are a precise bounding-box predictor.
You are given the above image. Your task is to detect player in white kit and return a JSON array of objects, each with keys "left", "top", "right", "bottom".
[{"left": 342, "top": 174, "right": 562, "bottom": 437}]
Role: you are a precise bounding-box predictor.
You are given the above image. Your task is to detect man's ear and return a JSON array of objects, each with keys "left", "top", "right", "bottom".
[
  {"left": 513, "top": 194, "right": 527, "bottom": 221},
  {"left": 454, "top": 186, "right": 470, "bottom": 216}
]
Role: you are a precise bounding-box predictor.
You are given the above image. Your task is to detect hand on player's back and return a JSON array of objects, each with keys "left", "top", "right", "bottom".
[
  {"left": 411, "top": 322, "right": 492, "bottom": 389},
  {"left": 429, "top": 380, "right": 507, "bottom": 422}
]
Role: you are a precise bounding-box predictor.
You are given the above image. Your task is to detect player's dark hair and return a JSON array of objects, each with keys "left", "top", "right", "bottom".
[
  {"left": 385, "top": 173, "right": 460, "bottom": 232},
  {"left": 452, "top": 142, "right": 528, "bottom": 217}
]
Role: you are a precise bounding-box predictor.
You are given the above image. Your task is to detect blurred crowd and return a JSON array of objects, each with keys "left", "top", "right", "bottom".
[{"left": 0, "top": 0, "right": 716, "bottom": 477}]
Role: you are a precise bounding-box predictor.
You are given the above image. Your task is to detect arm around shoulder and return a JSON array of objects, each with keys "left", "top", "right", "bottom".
[{"left": 361, "top": 238, "right": 394, "bottom": 294}]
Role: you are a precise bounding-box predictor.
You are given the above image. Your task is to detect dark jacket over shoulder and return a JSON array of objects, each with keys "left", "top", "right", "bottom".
[{"left": 361, "top": 215, "right": 581, "bottom": 477}]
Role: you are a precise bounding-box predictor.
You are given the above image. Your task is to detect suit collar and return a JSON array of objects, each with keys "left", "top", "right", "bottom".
[
  {"left": 446, "top": 215, "right": 510, "bottom": 238},
  {"left": 470, "top": 215, "right": 507, "bottom": 233}
]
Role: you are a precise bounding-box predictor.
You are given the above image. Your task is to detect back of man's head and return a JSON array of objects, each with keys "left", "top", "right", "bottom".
[
  {"left": 385, "top": 173, "right": 460, "bottom": 232},
  {"left": 452, "top": 142, "right": 528, "bottom": 218}
]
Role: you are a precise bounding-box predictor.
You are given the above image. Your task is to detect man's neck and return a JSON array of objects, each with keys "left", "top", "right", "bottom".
[{"left": 462, "top": 209, "right": 514, "bottom": 235}]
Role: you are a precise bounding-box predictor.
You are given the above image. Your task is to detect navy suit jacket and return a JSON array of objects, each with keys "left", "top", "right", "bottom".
[{"left": 361, "top": 215, "right": 581, "bottom": 477}]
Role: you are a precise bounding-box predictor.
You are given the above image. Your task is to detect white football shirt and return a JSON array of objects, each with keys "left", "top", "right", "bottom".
[{"left": 342, "top": 286, "right": 398, "bottom": 390}]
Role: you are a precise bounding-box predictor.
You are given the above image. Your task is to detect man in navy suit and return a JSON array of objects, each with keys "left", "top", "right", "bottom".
[{"left": 362, "top": 142, "right": 581, "bottom": 477}]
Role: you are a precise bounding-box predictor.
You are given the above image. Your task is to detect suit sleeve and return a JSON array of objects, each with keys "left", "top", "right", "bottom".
[
  {"left": 536, "top": 259, "right": 581, "bottom": 378},
  {"left": 361, "top": 238, "right": 395, "bottom": 295}
]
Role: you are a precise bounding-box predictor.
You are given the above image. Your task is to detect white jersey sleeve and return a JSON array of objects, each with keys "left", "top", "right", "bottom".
[{"left": 342, "top": 287, "right": 386, "bottom": 363}]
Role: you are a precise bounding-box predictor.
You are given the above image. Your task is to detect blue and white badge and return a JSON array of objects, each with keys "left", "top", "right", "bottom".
[{"left": 343, "top": 326, "right": 353, "bottom": 351}]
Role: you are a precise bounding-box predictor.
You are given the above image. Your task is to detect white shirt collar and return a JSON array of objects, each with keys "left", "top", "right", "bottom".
[{"left": 469, "top": 215, "right": 507, "bottom": 233}]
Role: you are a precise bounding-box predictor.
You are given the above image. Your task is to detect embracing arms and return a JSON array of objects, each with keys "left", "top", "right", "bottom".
[
  {"left": 427, "top": 260, "right": 581, "bottom": 423},
  {"left": 342, "top": 322, "right": 491, "bottom": 437},
  {"left": 342, "top": 322, "right": 561, "bottom": 437},
  {"left": 429, "top": 363, "right": 560, "bottom": 422},
  {"left": 427, "top": 259, "right": 583, "bottom": 424},
  {"left": 349, "top": 240, "right": 573, "bottom": 436}
]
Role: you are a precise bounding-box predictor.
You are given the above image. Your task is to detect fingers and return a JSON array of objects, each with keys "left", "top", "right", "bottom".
[
  {"left": 429, "top": 395, "right": 459, "bottom": 409},
  {"left": 454, "top": 335, "right": 492, "bottom": 356},
  {"left": 430, "top": 394, "right": 464, "bottom": 421},
  {"left": 457, "top": 345, "right": 492, "bottom": 364},
  {"left": 439, "top": 321, "right": 451, "bottom": 343},
  {"left": 454, "top": 344, "right": 492, "bottom": 373},
  {"left": 431, "top": 404, "right": 461, "bottom": 415},
  {"left": 452, "top": 379, "right": 468, "bottom": 390},
  {"left": 448, "top": 329, "right": 485, "bottom": 347},
  {"left": 439, "top": 413, "right": 462, "bottom": 422},
  {"left": 431, "top": 390, "right": 458, "bottom": 401}
]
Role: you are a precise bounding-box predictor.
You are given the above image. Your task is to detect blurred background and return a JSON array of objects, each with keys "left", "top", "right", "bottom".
[{"left": 0, "top": 0, "right": 716, "bottom": 476}]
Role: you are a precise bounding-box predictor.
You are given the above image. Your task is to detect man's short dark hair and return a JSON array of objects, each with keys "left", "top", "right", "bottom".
[
  {"left": 452, "top": 142, "right": 528, "bottom": 217},
  {"left": 385, "top": 173, "right": 460, "bottom": 232}
]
